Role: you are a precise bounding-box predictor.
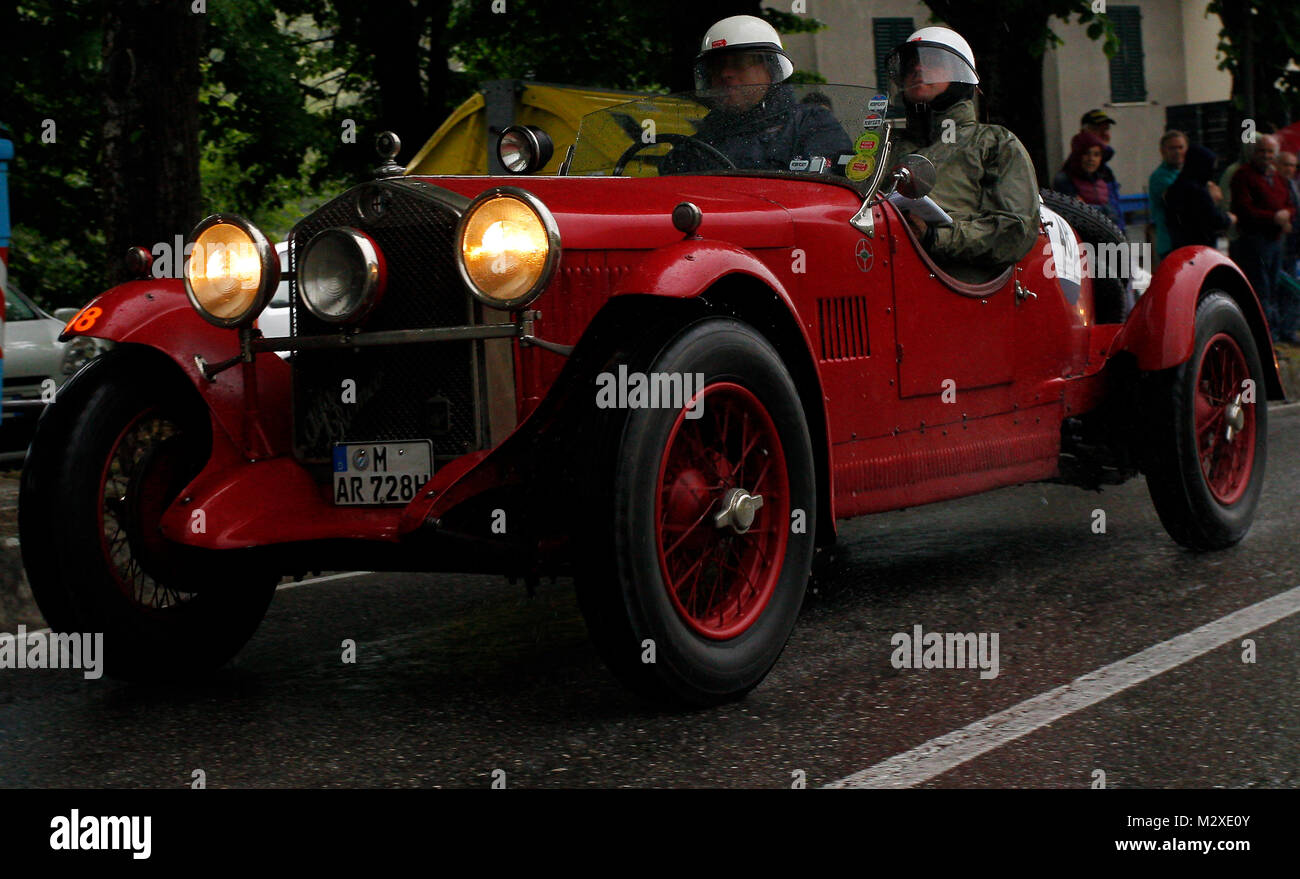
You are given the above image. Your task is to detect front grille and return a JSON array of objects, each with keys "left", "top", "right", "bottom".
[{"left": 289, "top": 180, "right": 481, "bottom": 463}]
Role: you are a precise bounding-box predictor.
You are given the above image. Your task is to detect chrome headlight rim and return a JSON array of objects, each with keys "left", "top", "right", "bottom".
[
  {"left": 184, "top": 213, "right": 279, "bottom": 329},
  {"left": 297, "top": 227, "right": 388, "bottom": 326},
  {"left": 455, "top": 186, "right": 561, "bottom": 311}
]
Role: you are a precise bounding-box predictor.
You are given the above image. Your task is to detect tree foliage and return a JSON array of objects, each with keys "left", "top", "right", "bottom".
[
  {"left": 2, "top": 0, "right": 838, "bottom": 308},
  {"left": 1207, "top": 0, "right": 1300, "bottom": 126}
]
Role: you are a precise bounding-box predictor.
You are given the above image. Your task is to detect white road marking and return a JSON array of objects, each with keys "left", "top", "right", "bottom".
[
  {"left": 827, "top": 585, "right": 1300, "bottom": 788},
  {"left": 276, "top": 571, "right": 373, "bottom": 592}
]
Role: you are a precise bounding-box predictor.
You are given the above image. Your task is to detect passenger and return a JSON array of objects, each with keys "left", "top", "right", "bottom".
[
  {"left": 885, "top": 27, "right": 1039, "bottom": 284},
  {"left": 660, "top": 15, "right": 852, "bottom": 174}
]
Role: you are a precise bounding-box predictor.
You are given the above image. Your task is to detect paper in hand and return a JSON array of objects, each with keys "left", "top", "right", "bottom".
[{"left": 887, "top": 191, "right": 953, "bottom": 226}]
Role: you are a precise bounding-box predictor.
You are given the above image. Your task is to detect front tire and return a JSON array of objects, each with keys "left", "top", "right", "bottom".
[
  {"left": 575, "top": 318, "right": 817, "bottom": 706},
  {"left": 19, "top": 348, "right": 277, "bottom": 679},
  {"left": 1140, "top": 292, "right": 1267, "bottom": 549}
]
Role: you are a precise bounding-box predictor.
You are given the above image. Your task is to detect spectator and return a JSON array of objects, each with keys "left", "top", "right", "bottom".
[
  {"left": 1053, "top": 131, "right": 1125, "bottom": 229},
  {"left": 1080, "top": 109, "right": 1124, "bottom": 224},
  {"left": 1165, "top": 144, "right": 1234, "bottom": 251},
  {"left": 1080, "top": 108, "right": 1116, "bottom": 147},
  {"left": 1230, "top": 134, "right": 1297, "bottom": 342},
  {"left": 1278, "top": 150, "right": 1300, "bottom": 277},
  {"left": 1148, "top": 130, "right": 1187, "bottom": 260}
]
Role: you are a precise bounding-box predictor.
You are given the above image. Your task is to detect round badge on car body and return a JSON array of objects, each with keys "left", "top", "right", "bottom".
[{"left": 356, "top": 185, "right": 390, "bottom": 222}]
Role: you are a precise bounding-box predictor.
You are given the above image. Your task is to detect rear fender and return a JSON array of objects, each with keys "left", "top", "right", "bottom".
[
  {"left": 60, "top": 280, "right": 293, "bottom": 452},
  {"left": 1108, "top": 246, "right": 1283, "bottom": 399}
]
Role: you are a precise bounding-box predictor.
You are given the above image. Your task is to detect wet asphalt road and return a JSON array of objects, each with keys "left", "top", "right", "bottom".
[{"left": 1, "top": 411, "right": 1298, "bottom": 789}]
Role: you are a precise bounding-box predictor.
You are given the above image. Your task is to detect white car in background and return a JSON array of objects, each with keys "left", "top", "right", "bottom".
[
  {"left": 256, "top": 241, "right": 292, "bottom": 355},
  {"left": 1, "top": 281, "right": 110, "bottom": 459}
]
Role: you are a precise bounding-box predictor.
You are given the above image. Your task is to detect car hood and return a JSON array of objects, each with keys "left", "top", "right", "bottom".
[{"left": 422, "top": 176, "right": 797, "bottom": 250}]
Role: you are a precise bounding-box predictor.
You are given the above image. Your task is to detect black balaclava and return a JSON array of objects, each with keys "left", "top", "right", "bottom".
[{"left": 904, "top": 81, "right": 975, "bottom": 145}]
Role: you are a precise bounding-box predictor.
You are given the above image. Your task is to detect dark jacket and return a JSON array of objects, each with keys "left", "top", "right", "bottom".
[
  {"left": 1165, "top": 144, "right": 1232, "bottom": 250},
  {"left": 1052, "top": 131, "right": 1125, "bottom": 229},
  {"left": 661, "top": 84, "right": 852, "bottom": 174},
  {"left": 1231, "top": 160, "right": 1296, "bottom": 241}
]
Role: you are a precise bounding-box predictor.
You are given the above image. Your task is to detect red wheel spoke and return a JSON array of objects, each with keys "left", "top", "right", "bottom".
[{"left": 654, "top": 383, "right": 791, "bottom": 640}]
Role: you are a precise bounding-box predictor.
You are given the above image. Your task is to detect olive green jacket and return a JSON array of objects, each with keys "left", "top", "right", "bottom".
[{"left": 891, "top": 99, "right": 1039, "bottom": 283}]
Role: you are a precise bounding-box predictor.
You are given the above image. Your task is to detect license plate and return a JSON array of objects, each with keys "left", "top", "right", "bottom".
[{"left": 332, "top": 441, "right": 432, "bottom": 506}]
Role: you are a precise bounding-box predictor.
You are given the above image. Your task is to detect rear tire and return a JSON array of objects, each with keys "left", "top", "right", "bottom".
[
  {"left": 1140, "top": 292, "right": 1267, "bottom": 549},
  {"left": 575, "top": 318, "right": 816, "bottom": 706},
  {"left": 19, "top": 348, "right": 276, "bottom": 679}
]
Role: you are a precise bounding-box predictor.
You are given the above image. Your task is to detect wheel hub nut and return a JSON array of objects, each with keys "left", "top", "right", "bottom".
[
  {"left": 714, "top": 488, "right": 764, "bottom": 534},
  {"left": 1225, "top": 394, "right": 1245, "bottom": 441}
]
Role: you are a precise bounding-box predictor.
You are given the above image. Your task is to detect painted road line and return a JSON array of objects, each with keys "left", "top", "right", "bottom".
[
  {"left": 276, "top": 571, "right": 373, "bottom": 592},
  {"left": 827, "top": 585, "right": 1300, "bottom": 788}
]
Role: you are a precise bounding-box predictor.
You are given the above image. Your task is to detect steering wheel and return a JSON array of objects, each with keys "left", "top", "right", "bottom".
[{"left": 613, "top": 133, "right": 737, "bottom": 176}]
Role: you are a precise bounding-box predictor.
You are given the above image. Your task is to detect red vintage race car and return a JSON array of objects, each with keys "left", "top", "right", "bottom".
[{"left": 22, "top": 84, "right": 1282, "bottom": 706}]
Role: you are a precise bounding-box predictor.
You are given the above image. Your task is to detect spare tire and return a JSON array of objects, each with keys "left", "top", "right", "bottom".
[{"left": 1040, "top": 188, "right": 1133, "bottom": 324}]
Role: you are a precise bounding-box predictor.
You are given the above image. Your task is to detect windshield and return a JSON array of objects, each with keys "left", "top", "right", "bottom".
[
  {"left": 568, "top": 84, "right": 893, "bottom": 179},
  {"left": 1, "top": 282, "right": 40, "bottom": 321}
]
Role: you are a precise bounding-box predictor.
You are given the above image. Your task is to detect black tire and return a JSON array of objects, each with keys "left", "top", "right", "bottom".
[
  {"left": 19, "top": 347, "right": 277, "bottom": 679},
  {"left": 575, "top": 318, "right": 816, "bottom": 706},
  {"left": 1140, "top": 292, "right": 1267, "bottom": 549},
  {"left": 1040, "top": 188, "right": 1132, "bottom": 324}
]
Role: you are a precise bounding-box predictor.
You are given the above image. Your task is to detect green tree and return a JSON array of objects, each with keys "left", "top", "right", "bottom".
[
  {"left": 1207, "top": 0, "right": 1300, "bottom": 128},
  {"left": 1, "top": 0, "right": 107, "bottom": 308}
]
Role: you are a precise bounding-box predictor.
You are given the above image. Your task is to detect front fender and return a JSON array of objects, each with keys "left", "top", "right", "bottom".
[
  {"left": 1108, "top": 246, "right": 1284, "bottom": 399},
  {"left": 60, "top": 279, "right": 293, "bottom": 453}
]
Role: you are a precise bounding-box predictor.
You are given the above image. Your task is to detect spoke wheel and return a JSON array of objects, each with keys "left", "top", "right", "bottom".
[
  {"left": 1192, "top": 333, "right": 1256, "bottom": 504},
  {"left": 18, "top": 347, "right": 277, "bottom": 680},
  {"left": 98, "top": 411, "right": 196, "bottom": 610},
  {"left": 656, "top": 383, "right": 789, "bottom": 639},
  {"left": 1141, "top": 291, "right": 1268, "bottom": 550},
  {"left": 576, "top": 318, "right": 816, "bottom": 706}
]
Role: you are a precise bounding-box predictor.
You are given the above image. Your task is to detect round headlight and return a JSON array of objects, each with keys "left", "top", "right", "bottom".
[
  {"left": 185, "top": 215, "right": 278, "bottom": 328},
  {"left": 456, "top": 188, "right": 560, "bottom": 309},
  {"left": 298, "top": 228, "right": 387, "bottom": 324}
]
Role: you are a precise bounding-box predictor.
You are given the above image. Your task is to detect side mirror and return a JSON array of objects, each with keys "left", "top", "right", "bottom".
[
  {"left": 887, "top": 154, "right": 937, "bottom": 199},
  {"left": 53, "top": 308, "right": 79, "bottom": 323}
]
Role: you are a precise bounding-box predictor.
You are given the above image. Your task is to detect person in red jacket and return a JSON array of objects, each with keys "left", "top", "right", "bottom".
[{"left": 1231, "top": 134, "right": 1297, "bottom": 342}]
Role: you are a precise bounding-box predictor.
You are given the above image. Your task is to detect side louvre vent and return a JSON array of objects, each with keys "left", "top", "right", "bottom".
[{"left": 818, "top": 296, "right": 871, "bottom": 361}]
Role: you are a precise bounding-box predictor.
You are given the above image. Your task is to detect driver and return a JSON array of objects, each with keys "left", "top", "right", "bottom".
[
  {"left": 659, "top": 15, "right": 852, "bottom": 174},
  {"left": 885, "top": 27, "right": 1038, "bottom": 284}
]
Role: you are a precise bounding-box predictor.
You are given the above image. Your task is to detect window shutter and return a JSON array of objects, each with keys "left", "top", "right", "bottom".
[
  {"left": 873, "top": 17, "right": 915, "bottom": 92},
  {"left": 1108, "top": 6, "right": 1147, "bottom": 103}
]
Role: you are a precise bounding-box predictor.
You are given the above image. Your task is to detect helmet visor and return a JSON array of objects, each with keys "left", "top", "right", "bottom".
[
  {"left": 887, "top": 43, "right": 978, "bottom": 105},
  {"left": 693, "top": 49, "right": 786, "bottom": 92}
]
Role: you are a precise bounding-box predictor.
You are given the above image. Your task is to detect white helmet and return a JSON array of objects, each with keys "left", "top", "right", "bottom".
[
  {"left": 886, "top": 26, "right": 979, "bottom": 106},
  {"left": 693, "top": 15, "right": 794, "bottom": 91}
]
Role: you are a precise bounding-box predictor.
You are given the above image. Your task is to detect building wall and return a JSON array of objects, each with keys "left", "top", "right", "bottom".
[{"left": 781, "top": 0, "right": 1232, "bottom": 199}]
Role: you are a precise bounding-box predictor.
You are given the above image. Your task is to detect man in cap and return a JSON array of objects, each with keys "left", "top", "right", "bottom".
[
  {"left": 660, "top": 15, "right": 852, "bottom": 174},
  {"left": 886, "top": 27, "right": 1039, "bottom": 283}
]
